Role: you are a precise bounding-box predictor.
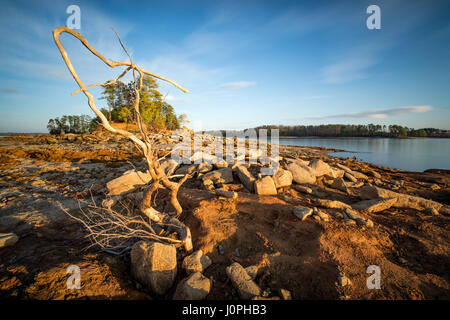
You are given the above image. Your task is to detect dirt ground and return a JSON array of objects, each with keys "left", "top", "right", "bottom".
[{"left": 0, "top": 135, "right": 449, "bottom": 300}]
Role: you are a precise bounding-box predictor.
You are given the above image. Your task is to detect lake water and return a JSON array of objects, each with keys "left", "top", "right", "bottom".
[{"left": 275, "top": 137, "right": 450, "bottom": 172}]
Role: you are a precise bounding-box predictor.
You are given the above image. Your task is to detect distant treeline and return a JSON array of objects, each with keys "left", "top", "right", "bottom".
[
  {"left": 252, "top": 124, "right": 450, "bottom": 138},
  {"left": 47, "top": 114, "right": 93, "bottom": 134}
]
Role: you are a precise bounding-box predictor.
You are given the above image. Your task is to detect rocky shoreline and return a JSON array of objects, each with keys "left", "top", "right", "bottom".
[{"left": 0, "top": 129, "right": 449, "bottom": 299}]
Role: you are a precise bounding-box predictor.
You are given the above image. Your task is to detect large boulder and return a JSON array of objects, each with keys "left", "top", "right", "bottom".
[
  {"left": 173, "top": 272, "right": 211, "bottom": 300},
  {"left": 309, "top": 159, "right": 332, "bottom": 177},
  {"left": 272, "top": 168, "right": 293, "bottom": 188},
  {"left": 226, "top": 262, "right": 261, "bottom": 300},
  {"left": 106, "top": 170, "right": 152, "bottom": 196},
  {"left": 235, "top": 165, "right": 256, "bottom": 192},
  {"left": 130, "top": 241, "right": 177, "bottom": 296},
  {"left": 202, "top": 167, "right": 234, "bottom": 185},
  {"left": 254, "top": 176, "right": 277, "bottom": 195},
  {"left": 286, "top": 162, "right": 316, "bottom": 184},
  {"left": 182, "top": 250, "right": 212, "bottom": 274},
  {"left": 360, "top": 185, "right": 443, "bottom": 212}
]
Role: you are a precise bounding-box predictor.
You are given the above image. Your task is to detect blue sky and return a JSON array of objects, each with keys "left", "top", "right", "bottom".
[{"left": 0, "top": 0, "right": 449, "bottom": 132}]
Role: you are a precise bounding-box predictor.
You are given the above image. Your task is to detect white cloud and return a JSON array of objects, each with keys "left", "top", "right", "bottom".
[
  {"left": 306, "top": 105, "right": 433, "bottom": 120},
  {"left": 219, "top": 81, "right": 256, "bottom": 89},
  {"left": 165, "top": 94, "right": 188, "bottom": 102}
]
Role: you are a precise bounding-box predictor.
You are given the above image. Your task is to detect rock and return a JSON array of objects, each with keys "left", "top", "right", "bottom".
[
  {"left": 330, "top": 178, "right": 349, "bottom": 193},
  {"left": 0, "top": 233, "right": 18, "bottom": 248},
  {"left": 272, "top": 168, "right": 293, "bottom": 188},
  {"left": 293, "top": 207, "right": 313, "bottom": 221},
  {"left": 279, "top": 288, "right": 292, "bottom": 300},
  {"left": 344, "top": 172, "right": 357, "bottom": 182},
  {"left": 351, "top": 171, "right": 369, "bottom": 180},
  {"left": 252, "top": 296, "right": 281, "bottom": 300},
  {"left": 182, "top": 250, "right": 212, "bottom": 274},
  {"left": 352, "top": 198, "right": 397, "bottom": 213},
  {"left": 173, "top": 272, "right": 211, "bottom": 300},
  {"left": 336, "top": 164, "right": 368, "bottom": 180},
  {"left": 360, "top": 185, "right": 443, "bottom": 212},
  {"left": 287, "top": 162, "right": 316, "bottom": 184},
  {"left": 106, "top": 169, "right": 152, "bottom": 196},
  {"left": 344, "top": 219, "right": 357, "bottom": 226},
  {"left": 202, "top": 179, "right": 215, "bottom": 191},
  {"left": 226, "top": 262, "right": 261, "bottom": 300},
  {"left": 338, "top": 273, "right": 352, "bottom": 287},
  {"left": 197, "top": 162, "right": 213, "bottom": 174},
  {"left": 214, "top": 159, "right": 229, "bottom": 169},
  {"left": 160, "top": 158, "right": 180, "bottom": 176},
  {"left": 235, "top": 165, "right": 256, "bottom": 192},
  {"left": 130, "top": 241, "right": 177, "bottom": 296},
  {"left": 309, "top": 159, "right": 332, "bottom": 177},
  {"left": 245, "top": 265, "right": 259, "bottom": 280},
  {"left": 425, "top": 207, "right": 439, "bottom": 216},
  {"left": 313, "top": 207, "right": 330, "bottom": 222},
  {"left": 175, "top": 164, "right": 197, "bottom": 176},
  {"left": 368, "top": 170, "right": 381, "bottom": 179},
  {"left": 293, "top": 185, "right": 313, "bottom": 194},
  {"left": 215, "top": 189, "right": 237, "bottom": 199},
  {"left": 315, "top": 199, "right": 352, "bottom": 210},
  {"left": 202, "top": 167, "right": 234, "bottom": 185},
  {"left": 254, "top": 176, "right": 277, "bottom": 195}
]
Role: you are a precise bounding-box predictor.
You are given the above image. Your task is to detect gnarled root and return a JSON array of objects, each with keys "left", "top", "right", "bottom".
[{"left": 142, "top": 207, "right": 193, "bottom": 253}]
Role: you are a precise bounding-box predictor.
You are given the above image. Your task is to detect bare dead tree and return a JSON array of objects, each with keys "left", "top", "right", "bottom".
[{"left": 53, "top": 26, "right": 192, "bottom": 252}]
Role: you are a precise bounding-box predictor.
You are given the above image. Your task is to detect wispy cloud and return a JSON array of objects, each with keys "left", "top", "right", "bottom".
[
  {"left": 165, "top": 94, "right": 188, "bottom": 102},
  {"left": 219, "top": 81, "right": 256, "bottom": 89},
  {"left": 1, "top": 88, "right": 18, "bottom": 93},
  {"left": 306, "top": 106, "right": 433, "bottom": 120}
]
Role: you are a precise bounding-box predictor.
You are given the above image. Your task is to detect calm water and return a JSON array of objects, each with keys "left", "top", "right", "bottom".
[{"left": 275, "top": 137, "right": 450, "bottom": 172}]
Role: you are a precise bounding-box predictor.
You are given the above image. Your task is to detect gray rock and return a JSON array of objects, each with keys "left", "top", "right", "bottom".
[
  {"left": 352, "top": 198, "right": 397, "bottom": 213},
  {"left": 272, "top": 168, "right": 293, "bottom": 188},
  {"left": 0, "top": 233, "right": 18, "bottom": 248},
  {"left": 287, "top": 162, "right": 316, "bottom": 184},
  {"left": 245, "top": 265, "right": 259, "bottom": 280},
  {"left": 106, "top": 169, "right": 152, "bottom": 196},
  {"left": 330, "top": 178, "right": 349, "bottom": 193},
  {"left": 360, "top": 185, "right": 443, "bottom": 212},
  {"left": 235, "top": 165, "right": 256, "bottom": 192},
  {"left": 175, "top": 164, "right": 197, "bottom": 176},
  {"left": 293, "top": 185, "right": 313, "bottom": 194},
  {"left": 226, "top": 262, "right": 261, "bottom": 300},
  {"left": 197, "top": 163, "right": 213, "bottom": 174},
  {"left": 293, "top": 207, "right": 313, "bottom": 221},
  {"left": 130, "top": 241, "right": 177, "bottom": 296},
  {"left": 254, "top": 176, "right": 277, "bottom": 195},
  {"left": 202, "top": 167, "right": 234, "bottom": 185},
  {"left": 315, "top": 199, "right": 352, "bottom": 210},
  {"left": 309, "top": 159, "right": 332, "bottom": 177},
  {"left": 182, "top": 250, "right": 212, "bottom": 274},
  {"left": 344, "top": 172, "right": 358, "bottom": 182},
  {"left": 173, "top": 272, "right": 211, "bottom": 300},
  {"left": 216, "top": 189, "right": 238, "bottom": 199}
]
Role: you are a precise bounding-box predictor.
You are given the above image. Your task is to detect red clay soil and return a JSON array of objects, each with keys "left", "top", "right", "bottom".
[{"left": 1, "top": 187, "right": 449, "bottom": 299}]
